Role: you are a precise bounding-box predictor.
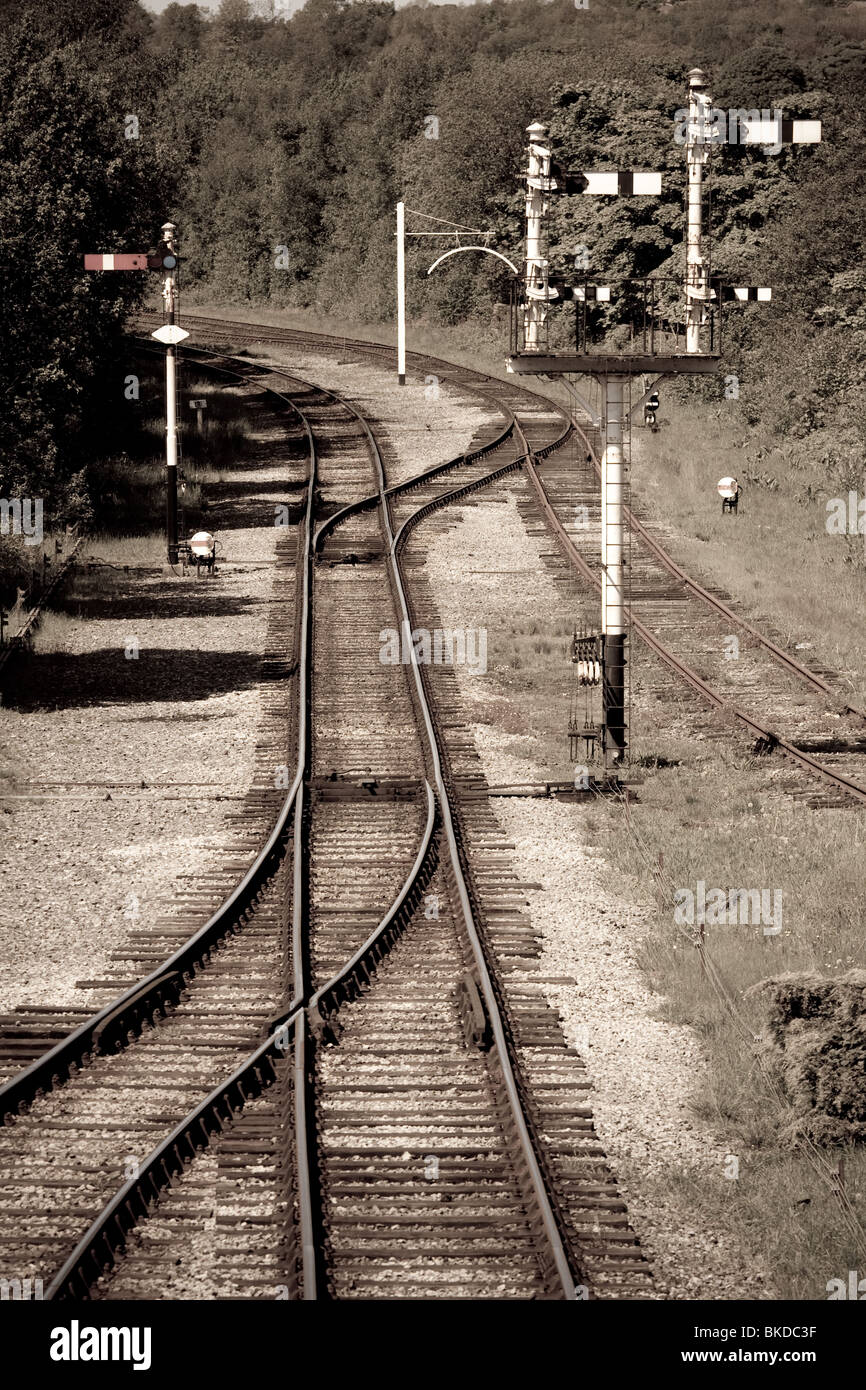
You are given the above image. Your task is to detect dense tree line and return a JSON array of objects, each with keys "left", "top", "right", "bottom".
[
  {"left": 0, "top": 0, "right": 170, "bottom": 515},
  {"left": 2, "top": 0, "right": 865, "bottom": 512}
]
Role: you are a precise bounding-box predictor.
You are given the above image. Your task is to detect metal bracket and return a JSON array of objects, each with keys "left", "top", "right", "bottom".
[{"left": 457, "top": 972, "right": 492, "bottom": 1051}]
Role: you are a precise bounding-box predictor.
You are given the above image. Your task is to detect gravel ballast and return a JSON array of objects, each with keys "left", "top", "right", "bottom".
[
  {"left": 419, "top": 483, "right": 774, "bottom": 1299},
  {"left": 0, "top": 385, "right": 294, "bottom": 1015}
]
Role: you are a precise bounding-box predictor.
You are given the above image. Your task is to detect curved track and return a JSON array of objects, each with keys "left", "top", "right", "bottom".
[
  {"left": 1, "top": 344, "right": 595, "bottom": 1301},
  {"left": 5, "top": 307, "right": 862, "bottom": 1302},
  {"left": 172, "top": 312, "right": 866, "bottom": 808}
]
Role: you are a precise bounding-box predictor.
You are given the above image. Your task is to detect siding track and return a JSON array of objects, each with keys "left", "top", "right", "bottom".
[{"left": 5, "top": 309, "right": 860, "bottom": 1301}]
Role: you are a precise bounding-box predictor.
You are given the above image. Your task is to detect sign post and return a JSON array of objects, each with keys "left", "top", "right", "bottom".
[
  {"left": 189, "top": 398, "right": 207, "bottom": 433},
  {"left": 396, "top": 201, "right": 406, "bottom": 385},
  {"left": 152, "top": 222, "right": 184, "bottom": 563},
  {"left": 84, "top": 222, "right": 189, "bottom": 565}
]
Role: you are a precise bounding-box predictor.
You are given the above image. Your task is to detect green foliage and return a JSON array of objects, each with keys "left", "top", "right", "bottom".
[
  {"left": 0, "top": 4, "right": 168, "bottom": 508},
  {"left": 5, "top": 0, "right": 866, "bottom": 512}
]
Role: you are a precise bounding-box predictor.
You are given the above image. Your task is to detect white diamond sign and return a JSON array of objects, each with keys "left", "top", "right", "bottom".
[{"left": 151, "top": 325, "right": 190, "bottom": 345}]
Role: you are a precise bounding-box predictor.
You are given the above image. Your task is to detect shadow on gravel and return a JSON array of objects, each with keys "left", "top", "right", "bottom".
[
  {"left": 200, "top": 486, "right": 302, "bottom": 532},
  {"left": 50, "top": 583, "right": 270, "bottom": 624},
  {"left": 2, "top": 647, "right": 278, "bottom": 711}
]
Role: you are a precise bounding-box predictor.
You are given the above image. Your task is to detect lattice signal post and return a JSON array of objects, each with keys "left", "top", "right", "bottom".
[
  {"left": 507, "top": 68, "right": 821, "bottom": 772},
  {"left": 83, "top": 221, "right": 188, "bottom": 562}
]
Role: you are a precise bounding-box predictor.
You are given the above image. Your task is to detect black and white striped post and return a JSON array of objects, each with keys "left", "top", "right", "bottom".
[
  {"left": 155, "top": 222, "right": 182, "bottom": 563},
  {"left": 523, "top": 122, "right": 552, "bottom": 352},
  {"left": 84, "top": 222, "right": 187, "bottom": 563}
]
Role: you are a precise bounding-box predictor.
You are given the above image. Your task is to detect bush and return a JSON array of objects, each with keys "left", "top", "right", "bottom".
[{"left": 749, "top": 970, "right": 866, "bottom": 1145}]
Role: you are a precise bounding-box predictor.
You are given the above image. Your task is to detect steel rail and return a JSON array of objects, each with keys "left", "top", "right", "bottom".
[
  {"left": 168, "top": 313, "right": 866, "bottom": 723},
  {"left": 306, "top": 782, "right": 439, "bottom": 1036},
  {"left": 570, "top": 418, "right": 866, "bottom": 721},
  {"left": 44, "top": 1012, "right": 301, "bottom": 1300},
  {"left": 521, "top": 452, "right": 866, "bottom": 806},
  {"left": 43, "top": 371, "right": 478, "bottom": 1300},
  {"left": 386, "top": 410, "right": 586, "bottom": 1291},
  {"left": 268, "top": 360, "right": 580, "bottom": 1296},
  {"left": 0, "top": 359, "right": 312, "bottom": 1122},
  {"left": 41, "top": 348, "right": 320, "bottom": 1298},
  {"left": 175, "top": 316, "right": 866, "bottom": 804},
  {"left": 110, "top": 314, "right": 866, "bottom": 1293},
  {"left": 46, "top": 774, "right": 442, "bottom": 1300}
]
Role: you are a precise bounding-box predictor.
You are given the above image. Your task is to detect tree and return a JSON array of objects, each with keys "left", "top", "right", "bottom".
[{"left": 0, "top": 19, "right": 165, "bottom": 509}]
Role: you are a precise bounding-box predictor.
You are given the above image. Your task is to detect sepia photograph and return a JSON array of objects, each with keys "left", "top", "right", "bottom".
[{"left": 0, "top": 0, "right": 863, "bottom": 1364}]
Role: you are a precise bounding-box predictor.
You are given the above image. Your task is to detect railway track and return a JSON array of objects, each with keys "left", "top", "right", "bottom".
[
  {"left": 4, "top": 309, "right": 862, "bottom": 1301},
  {"left": 173, "top": 312, "right": 866, "bottom": 808},
  {"left": 1, "top": 344, "right": 603, "bottom": 1300},
  {"left": 0, "top": 356, "right": 313, "bottom": 1299},
  {"left": 525, "top": 430, "right": 866, "bottom": 807}
]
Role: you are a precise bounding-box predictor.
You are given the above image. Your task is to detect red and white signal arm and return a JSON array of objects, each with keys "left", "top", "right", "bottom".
[
  {"left": 84, "top": 253, "right": 149, "bottom": 270},
  {"left": 83, "top": 251, "right": 177, "bottom": 271},
  {"left": 717, "top": 476, "right": 739, "bottom": 499}
]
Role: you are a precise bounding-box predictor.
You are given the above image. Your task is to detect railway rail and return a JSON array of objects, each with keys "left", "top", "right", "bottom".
[
  {"left": 0, "top": 354, "right": 313, "bottom": 1298},
  {"left": 174, "top": 312, "right": 866, "bottom": 808},
  {"left": 0, "top": 342, "right": 603, "bottom": 1300},
  {"left": 4, "top": 309, "right": 862, "bottom": 1302}
]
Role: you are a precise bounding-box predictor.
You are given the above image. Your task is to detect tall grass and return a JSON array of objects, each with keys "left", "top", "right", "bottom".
[
  {"left": 635, "top": 408, "right": 866, "bottom": 704},
  {"left": 487, "top": 584, "right": 866, "bottom": 1298},
  {"left": 90, "top": 369, "right": 252, "bottom": 536},
  {"left": 601, "top": 735, "right": 866, "bottom": 1298}
]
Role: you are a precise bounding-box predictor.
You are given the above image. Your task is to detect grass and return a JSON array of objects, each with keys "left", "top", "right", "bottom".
[
  {"left": 81, "top": 532, "right": 168, "bottom": 568},
  {"left": 498, "top": 614, "right": 866, "bottom": 1294},
  {"left": 463, "top": 515, "right": 866, "bottom": 1298},
  {"left": 16, "top": 356, "right": 259, "bottom": 654},
  {"left": 609, "top": 746, "right": 866, "bottom": 1298},
  {"left": 149, "top": 297, "right": 866, "bottom": 1294},
  {"left": 0, "top": 534, "right": 69, "bottom": 613},
  {"left": 27, "top": 534, "right": 165, "bottom": 654},
  {"left": 634, "top": 407, "right": 866, "bottom": 707},
  {"left": 90, "top": 366, "right": 254, "bottom": 537}
]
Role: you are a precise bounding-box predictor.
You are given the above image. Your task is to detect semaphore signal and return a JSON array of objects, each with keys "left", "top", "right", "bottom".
[
  {"left": 83, "top": 222, "right": 187, "bottom": 562},
  {"left": 719, "top": 286, "right": 772, "bottom": 302},
  {"left": 508, "top": 66, "right": 822, "bottom": 773},
  {"left": 84, "top": 253, "right": 150, "bottom": 271},
  {"left": 545, "top": 282, "right": 611, "bottom": 303}
]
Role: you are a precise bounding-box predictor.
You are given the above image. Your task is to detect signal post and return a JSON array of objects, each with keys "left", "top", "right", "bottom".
[
  {"left": 507, "top": 68, "right": 820, "bottom": 771},
  {"left": 84, "top": 220, "right": 188, "bottom": 563}
]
